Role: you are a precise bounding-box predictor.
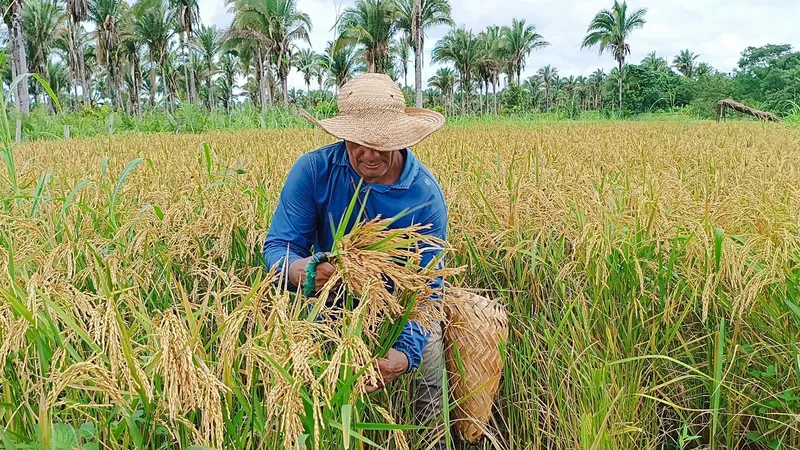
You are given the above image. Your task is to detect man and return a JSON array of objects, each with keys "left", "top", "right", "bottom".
[{"left": 262, "top": 73, "right": 448, "bottom": 446}]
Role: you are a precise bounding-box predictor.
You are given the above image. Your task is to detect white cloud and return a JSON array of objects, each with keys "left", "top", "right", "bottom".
[{"left": 199, "top": 0, "right": 800, "bottom": 90}]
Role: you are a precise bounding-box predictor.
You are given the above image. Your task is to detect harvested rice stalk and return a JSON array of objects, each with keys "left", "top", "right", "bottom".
[{"left": 316, "top": 217, "right": 462, "bottom": 348}]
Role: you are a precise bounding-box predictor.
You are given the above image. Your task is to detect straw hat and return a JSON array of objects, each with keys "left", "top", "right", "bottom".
[{"left": 299, "top": 73, "right": 445, "bottom": 152}]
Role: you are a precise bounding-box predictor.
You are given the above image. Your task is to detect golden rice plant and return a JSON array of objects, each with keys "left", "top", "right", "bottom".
[{"left": 1, "top": 120, "right": 799, "bottom": 449}]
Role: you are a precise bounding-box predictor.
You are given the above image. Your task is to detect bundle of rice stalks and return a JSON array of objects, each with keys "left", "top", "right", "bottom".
[{"left": 315, "top": 216, "right": 462, "bottom": 353}]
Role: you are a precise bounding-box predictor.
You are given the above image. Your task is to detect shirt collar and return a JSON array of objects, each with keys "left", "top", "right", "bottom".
[{"left": 333, "top": 141, "right": 419, "bottom": 192}]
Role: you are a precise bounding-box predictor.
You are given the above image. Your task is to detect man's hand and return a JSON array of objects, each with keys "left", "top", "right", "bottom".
[
  {"left": 289, "top": 257, "right": 336, "bottom": 293},
  {"left": 366, "top": 349, "right": 409, "bottom": 393}
]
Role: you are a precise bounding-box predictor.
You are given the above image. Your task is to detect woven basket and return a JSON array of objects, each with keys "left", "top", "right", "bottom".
[{"left": 443, "top": 288, "right": 509, "bottom": 444}]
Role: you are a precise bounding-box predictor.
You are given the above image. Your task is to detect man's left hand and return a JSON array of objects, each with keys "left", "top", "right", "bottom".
[{"left": 366, "top": 349, "right": 409, "bottom": 393}]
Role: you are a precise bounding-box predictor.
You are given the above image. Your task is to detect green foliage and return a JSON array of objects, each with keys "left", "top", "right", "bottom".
[
  {"left": 607, "top": 64, "right": 692, "bottom": 114},
  {"left": 500, "top": 84, "right": 529, "bottom": 114},
  {"left": 734, "top": 44, "right": 800, "bottom": 115},
  {"left": 17, "top": 105, "right": 323, "bottom": 141},
  {"left": 689, "top": 74, "right": 737, "bottom": 118}
]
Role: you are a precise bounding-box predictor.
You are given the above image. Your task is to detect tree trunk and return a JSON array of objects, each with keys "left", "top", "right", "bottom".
[
  {"left": 277, "top": 49, "right": 288, "bottom": 107},
  {"left": 257, "top": 52, "right": 267, "bottom": 117},
  {"left": 10, "top": 36, "right": 17, "bottom": 78},
  {"left": 182, "top": 33, "right": 190, "bottom": 104},
  {"left": 114, "top": 67, "right": 123, "bottom": 110},
  {"left": 10, "top": 0, "right": 30, "bottom": 114},
  {"left": 68, "top": 17, "right": 88, "bottom": 108},
  {"left": 460, "top": 76, "right": 465, "bottom": 114},
  {"left": 485, "top": 80, "right": 490, "bottom": 114},
  {"left": 135, "top": 63, "right": 143, "bottom": 117},
  {"left": 492, "top": 78, "right": 497, "bottom": 114},
  {"left": 545, "top": 86, "right": 550, "bottom": 112},
  {"left": 282, "top": 76, "right": 289, "bottom": 106},
  {"left": 209, "top": 78, "right": 215, "bottom": 111},
  {"left": 79, "top": 43, "right": 90, "bottom": 107},
  {"left": 413, "top": 0, "right": 422, "bottom": 108},
  {"left": 266, "top": 71, "right": 275, "bottom": 106},
  {"left": 618, "top": 59, "right": 623, "bottom": 110},
  {"left": 149, "top": 55, "right": 156, "bottom": 107},
  {"left": 477, "top": 82, "right": 483, "bottom": 115},
  {"left": 187, "top": 33, "right": 197, "bottom": 104}
]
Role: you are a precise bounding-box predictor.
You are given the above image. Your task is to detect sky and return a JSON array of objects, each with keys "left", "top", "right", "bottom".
[{"left": 199, "top": 0, "right": 800, "bottom": 91}]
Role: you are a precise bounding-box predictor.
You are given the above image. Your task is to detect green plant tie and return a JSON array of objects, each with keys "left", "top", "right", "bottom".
[{"left": 303, "top": 252, "right": 333, "bottom": 297}]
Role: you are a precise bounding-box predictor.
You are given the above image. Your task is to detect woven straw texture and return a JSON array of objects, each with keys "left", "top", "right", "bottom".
[
  {"left": 443, "top": 288, "right": 509, "bottom": 444},
  {"left": 299, "top": 73, "right": 445, "bottom": 152}
]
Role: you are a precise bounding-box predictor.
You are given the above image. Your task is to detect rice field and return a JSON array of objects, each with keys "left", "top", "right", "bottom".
[{"left": 2, "top": 121, "right": 800, "bottom": 450}]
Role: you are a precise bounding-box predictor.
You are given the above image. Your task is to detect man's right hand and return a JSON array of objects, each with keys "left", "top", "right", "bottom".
[{"left": 289, "top": 257, "right": 337, "bottom": 294}]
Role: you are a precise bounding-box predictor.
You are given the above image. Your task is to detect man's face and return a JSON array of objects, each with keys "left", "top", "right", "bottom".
[{"left": 345, "top": 141, "right": 396, "bottom": 182}]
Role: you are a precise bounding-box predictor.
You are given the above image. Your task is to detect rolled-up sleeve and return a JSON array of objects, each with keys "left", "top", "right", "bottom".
[
  {"left": 392, "top": 204, "right": 448, "bottom": 373},
  {"left": 262, "top": 153, "right": 317, "bottom": 290}
]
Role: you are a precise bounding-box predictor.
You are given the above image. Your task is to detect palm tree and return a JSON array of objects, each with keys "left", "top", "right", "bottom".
[
  {"left": 474, "top": 35, "right": 492, "bottom": 114},
  {"left": 227, "top": 3, "right": 273, "bottom": 115},
  {"left": 561, "top": 75, "right": 576, "bottom": 100},
  {"left": 4, "top": 0, "right": 31, "bottom": 113},
  {"left": 218, "top": 52, "right": 239, "bottom": 111},
  {"left": 478, "top": 25, "right": 506, "bottom": 114},
  {"left": 324, "top": 40, "right": 363, "bottom": 91},
  {"left": 160, "top": 41, "right": 182, "bottom": 109},
  {"left": 119, "top": 32, "right": 145, "bottom": 115},
  {"left": 696, "top": 62, "right": 713, "bottom": 78},
  {"left": 46, "top": 60, "right": 70, "bottom": 104},
  {"left": 588, "top": 68, "right": 606, "bottom": 109},
  {"left": 270, "top": 0, "right": 312, "bottom": 106},
  {"left": 576, "top": 76, "right": 588, "bottom": 109},
  {"left": 65, "top": 0, "right": 90, "bottom": 106},
  {"left": 428, "top": 66, "right": 455, "bottom": 113},
  {"left": 194, "top": 24, "right": 221, "bottom": 109},
  {"left": 396, "top": 0, "right": 453, "bottom": 107},
  {"left": 422, "top": 87, "right": 436, "bottom": 107},
  {"left": 88, "top": 0, "right": 125, "bottom": 108},
  {"left": 411, "top": 0, "right": 420, "bottom": 105},
  {"left": 581, "top": 0, "right": 648, "bottom": 110},
  {"left": 132, "top": 0, "right": 174, "bottom": 109},
  {"left": 22, "top": 0, "right": 65, "bottom": 106},
  {"left": 170, "top": 0, "right": 198, "bottom": 103},
  {"left": 537, "top": 64, "right": 557, "bottom": 112},
  {"left": 311, "top": 63, "right": 326, "bottom": 92},
  {"left": 390, "top": 36, "right": 410, "bottom": 89},
  {"left": 336, "top": 0, "right": 399, "bottom": 74},
  {"left": 432, "top": 27, "right": 481, "bottom": 114},
  {"left": 293, "top": 47, "right": 322, "bottom": 94},
  {"left": 231, "top": 0, "right": 311, "bottom": 106},
  {"left": 501, "top": 18, "right": 548, "bottom": 85},
  {"left": 551, "top": 74, "right": 564, "bottom": 108},
  {"left": 673, "top": 49, "right": 699, "bottom": 78},
  {"left": 523, "top": 74, "right": 543, "bottom": 110},
  {"left": 641, "top": 51, "right": 669, "bottom": 72}
]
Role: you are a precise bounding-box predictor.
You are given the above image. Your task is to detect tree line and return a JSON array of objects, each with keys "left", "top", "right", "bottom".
[{"left": 2, "top": 0, "right": 798, "bottom": 121}]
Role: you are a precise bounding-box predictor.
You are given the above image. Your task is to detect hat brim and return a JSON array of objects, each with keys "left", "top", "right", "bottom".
[{"left": 299, "top": 108, "right": 445, "bottom": 152}]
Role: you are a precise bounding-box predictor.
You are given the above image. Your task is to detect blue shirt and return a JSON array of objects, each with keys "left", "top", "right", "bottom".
[{"left": 262, "top": 141, "right": 448, "bottom": 373}]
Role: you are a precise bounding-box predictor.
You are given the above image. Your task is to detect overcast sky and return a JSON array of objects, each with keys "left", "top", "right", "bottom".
[{"left": 199, "top": 0, "right": 800, "bottom": 90}]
